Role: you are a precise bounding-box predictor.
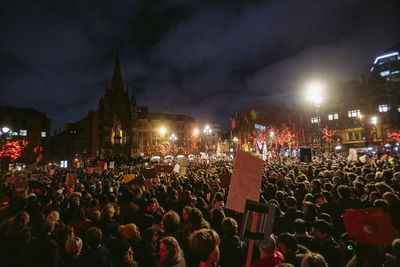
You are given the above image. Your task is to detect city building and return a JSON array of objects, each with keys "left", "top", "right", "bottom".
[
  {"left": 52, "top": 50, "right": 221, "bottom": 163},
  {"left": 370, "top": 43, "right": 400, "bottom": 82},
  {"left": 0, "top": 106, "right": 50, "bottom": 168}
]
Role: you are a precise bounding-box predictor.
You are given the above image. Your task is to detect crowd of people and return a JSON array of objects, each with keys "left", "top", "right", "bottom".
[{"left": 0, "top": 152, "right": 399, "bottom": 267}]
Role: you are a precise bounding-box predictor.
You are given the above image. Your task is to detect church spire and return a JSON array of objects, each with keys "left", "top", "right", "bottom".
[{"left": 111, "top": 47, "right": 123, "bottom": 91}]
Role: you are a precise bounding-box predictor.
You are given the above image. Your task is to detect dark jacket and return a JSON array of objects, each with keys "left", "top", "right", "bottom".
[
  {"left": 80, "top": 245, "right": 112, "bottom": 267},
  {"left": 25, "top": 233, "right": 59, "bottom": 267},
  {"left": 219, "top": 235, "right": 247, "bottom": 267}
]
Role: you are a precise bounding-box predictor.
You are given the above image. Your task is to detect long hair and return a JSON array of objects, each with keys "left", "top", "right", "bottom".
[{"left": 160, "top": 236, "right": 183, "bottom": 264}]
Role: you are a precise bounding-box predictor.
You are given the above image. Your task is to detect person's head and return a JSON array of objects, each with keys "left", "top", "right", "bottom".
[
  {"left": 189, "top": 229, "right": 220, "bottom": 264},
  {"left": 189, "top": 207, "right": 204, "bottom": 226},
  {"left": 41, "top": 220, "right": 55, "bottom": 235},
  {"left": 86, "top": 227, "right": 102, "bottom": 249},
  {"left": 383, "top": 192, "right": 399, "bottom": 206},
  {"left": 301, "top": 253, "right": 327, "bottom": 267},
  {"left": 257, "top": 235, "right": 277, "bottom": 257},
  {"left": 221, "top": 217, "right": 238, "bottom": 237},
  {"left": 373, "top": 198, "right": 390, "bottom": 212},
  {"left": 118, "top": 223, "right": 140, "bottom": 240},
  {"left": 159, "top": 236, "right": 184, "bottom": 263},
  {"left": 101, "top": 204, "right": 115, "bottom": 220},
  {"left": 146, "top": 198, "right": 157, "bottom": 213},
  {"left": 285, "top": 196, "right": 297, "bottom": 209},
  {"left": 46, "top": 211, "right": 60, "bottom": 225},
  {"left": 182, "top": 206, "right": 193, "bottom": 221},
  {"left": 293, "top": 219, "right": 307, "bottom": 234},
  {"left": 162, "top": 210, "right": 180, "bottom": 235},
  {"left": 302, "top": 201, "right": 316, "bottom": 214},
  {"left": 312, "top": 220, "right": 331, "bottom": 241},
  {"left": 213, "top": 192, "right": 224, "bottom": 208},
  {"left": 12, "top": 211, "right": 30, "bottom": 231},
  {"left": 337, "top": 185, "right": 352, "bottom": 199},
  {"left": 277, "top": 233, "right": 298, "bottom": 254},
  {"left": 314, "top": 193, "right": 326, "bottom": 206},
  {"left": 65, "top": 236, "right": 83, "bottom": 258}
]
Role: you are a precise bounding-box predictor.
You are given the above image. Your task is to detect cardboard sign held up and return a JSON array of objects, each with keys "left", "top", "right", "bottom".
[
  {"left": 109, "top": 161, "right": 115, "bottom": 169},
  {"left": 123, "top": 174, "right": 136, "bottom": 184},
  {"left": 141, "top": 168, "right": 157, "bottom": 179},
  {"left": 348, "top": 148, "right": 358, "bottom": 162},
  {"left": 155, "top": 165, "right": 173, "bottom": 173},
  {"left": 226, "top": 149, "right": 264, "bottom": 213},
  {"left": 343, "top": 208, "right": 396, "bottom": 246},
  {"left": 220, "top": 173, "right": 232, "bottom": 188},
  {"left": 241, "top": 199, "right": 276, "bottom": 241},
  {"left": 173, "top": 164, "right": 180, "bottom": 173}
]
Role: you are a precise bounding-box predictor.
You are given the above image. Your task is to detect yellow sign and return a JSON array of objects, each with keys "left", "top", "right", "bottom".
[{"left": 124, "top": 174, "right": 135, "bottom": 184}]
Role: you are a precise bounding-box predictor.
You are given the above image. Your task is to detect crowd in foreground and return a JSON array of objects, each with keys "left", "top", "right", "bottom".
[{"left": 0, "top": 152, "right": 400, "bottom": 267}]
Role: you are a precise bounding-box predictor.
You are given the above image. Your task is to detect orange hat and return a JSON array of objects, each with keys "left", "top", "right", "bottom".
[{"left": 118, "top": 223, "right": 137, "bottom": 240}]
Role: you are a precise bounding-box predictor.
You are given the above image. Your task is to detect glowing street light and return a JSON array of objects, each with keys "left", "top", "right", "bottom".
[
  {"left": 306, "top": 82, "right": 324, "bottom": 149},
  {"left": 1, "top": 127, "right": 10, "bottom": 134},
  {"left": 371, "top": 116, "right": 378, "bottom": 125},
  {"left": 203, "top": 125, "right": 212, "bottom": 135},
  {"left": 170, "top": 133, "right": 177, "bottom": 141},
  {"left": 307, "top": 82, "right": 323, "bottom": 106},
  {"left": 193, "top": 128, "right": 199, "bottom": 136},
  {"left": 270, "top": 131, "right": 275, "bottom": 137},
  {"left": 159, "top": 127, "right": 166, "bottom": 136},
  {"left": 233, "top": 137, "right": 238, "bottom": 142}
]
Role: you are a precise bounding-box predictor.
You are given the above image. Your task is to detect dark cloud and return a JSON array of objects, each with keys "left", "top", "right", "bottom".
[{"left": 1, "top": 0, "right": 399, "bottom": 131}]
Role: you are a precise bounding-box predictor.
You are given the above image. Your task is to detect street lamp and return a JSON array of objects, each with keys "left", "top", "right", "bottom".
[
  {"left": 193, "top": 128, "right": 199, "bottom": 136},
  {"left": 307, "top": 83, "right": 324, "bottom": 149},
  {"left": 169, "top": 133, "right": 177, "bottom": 141},
  {"left": 1, "top": 127, "right": 10, "bottom": 134},
  {"left": 203, "top": 125, "right": 212, "bottom": 155}
]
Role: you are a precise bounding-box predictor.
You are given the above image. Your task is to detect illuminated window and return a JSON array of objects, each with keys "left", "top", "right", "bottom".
[
  {"left": 348, "top": 110, "right": 361, "bottom": 118},
  {"left": 20, "top": 129, "right": 27, "bottom": 136},
  {"left": 41, "top": 131, "right": 46, "bottom": 137},
  {"left": 311, "top": 117, "right": 320, "bottom": 123},
  {"left": 328, "top": 113, "right": 339, "bottom": 120},
  {"left": 378, "top": 104, "right": 390, "bottom": 112},
  {"left": 398, "top": 107, "right": 400, "bottom": 112}
]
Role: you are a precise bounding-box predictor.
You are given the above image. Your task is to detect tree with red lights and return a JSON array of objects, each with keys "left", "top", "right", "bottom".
[
  {"left": 0, "top": 140, "right": 28, "bottom": 170},
  {"left": 387, "top": 131, "right": 400, "bottom": 143},
  {"left": 321, "top": 126, "right": 336, "bottom": 151},
  {"left": 276, "top": 124, "right": 296, "bottom": 152}
]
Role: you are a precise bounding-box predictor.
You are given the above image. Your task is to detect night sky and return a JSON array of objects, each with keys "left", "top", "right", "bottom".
[{"left": 1, "top": 0, "right": 399, "bottom": 132}]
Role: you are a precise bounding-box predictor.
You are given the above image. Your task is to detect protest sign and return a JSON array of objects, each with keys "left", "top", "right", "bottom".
[
  {"left": 123, "top": 174, "right": 136, "bottom": 184},
  {"left": 240, "top": 200, "right": 276, "bottom": 266},
  {"left": 109, "top": 161, "right": 115, "bottom": 169},
  {"left": 343, "top": 208, "right": 396, "bottom": 246},
  {"left": 141, "top": 168, "right": 157, "bottom": 179},
  {"left": 226, "top": 149, "right": 264, "bottom": 213},
  {"left": 173, "top": 164, "right": 180, "bottom": 173},
  {"left": 155, "top": 165, "right": 173, "bottom": 173},
  {"left": 348, "top": 148, "right": 357, "bottom": 161}
]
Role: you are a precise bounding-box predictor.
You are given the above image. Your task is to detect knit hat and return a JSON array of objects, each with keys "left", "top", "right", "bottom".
[
  {"left": 118, "top": 223, "right": 137, "bottom": 240},
  {"left": 46, "top": 211, "right": 60, "bottom": 224},
  {"left": 65, "top": 236, "right": 83, "bottom": 255}
]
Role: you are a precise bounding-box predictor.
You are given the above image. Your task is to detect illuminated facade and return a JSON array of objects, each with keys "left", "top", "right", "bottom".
[
  {"left": 52, "top": 50, "right": 221, "bottom": 161},
  {"left": 371, "top": 44, "right": 400, "bottom": 82}
]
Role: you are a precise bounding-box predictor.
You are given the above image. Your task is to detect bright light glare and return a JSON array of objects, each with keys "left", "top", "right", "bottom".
[
  {"left": 335, "top": 145, "right": 342, "bottom": 150},
  {"left": 270, "top": 131, "right": 275, "bottom": 137},
  {"left": 371, "top": 116, "right": 378, "bottom": 125},
  {"left": 159, "top": 127, "right": 166, "bottom": 135},
  {"left": 1, "top": 127, "right": 10, "bottom": 133},
  {"left": 170, "top": 133, "right": 177, "bottom": 141},
  {"left": 233, "top": 137, "right": 238, "bottom": 142},
  {"left": 193, "top": 128, "right": 199, "bottom": 136},
  {"left": 307, "top": 83, "right": 323, "bottom": 104}
]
